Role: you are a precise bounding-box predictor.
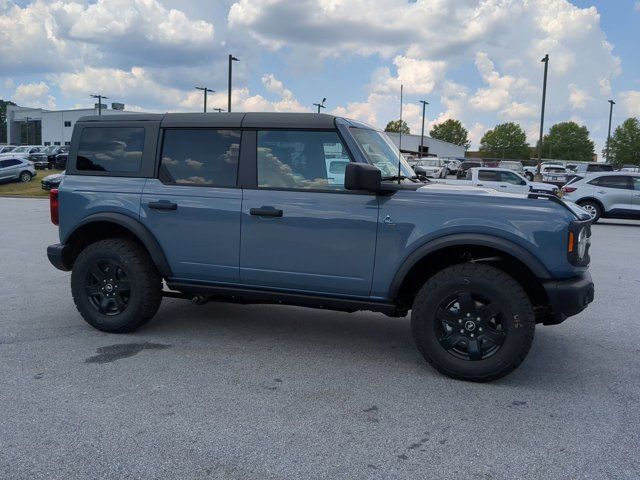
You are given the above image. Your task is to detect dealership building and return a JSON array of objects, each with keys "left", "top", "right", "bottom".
[
  {"left": 385, "top": 132, "right": 466, "bottom": 159},
  {"left": 5, "top": 103, "right": 138, "bottom": 146}
]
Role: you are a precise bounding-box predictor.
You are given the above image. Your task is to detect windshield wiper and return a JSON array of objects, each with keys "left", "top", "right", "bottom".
[{"left": 381, "top": 174, "right": 420, "bottom": 183}]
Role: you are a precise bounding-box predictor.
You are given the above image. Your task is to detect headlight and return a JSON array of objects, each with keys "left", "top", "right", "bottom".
[
  {"left": 577, "top": 227, "right": 589, "bottom": 260},
  {"left": 568, "top": 222, "right": 591, "bottom": 266}
]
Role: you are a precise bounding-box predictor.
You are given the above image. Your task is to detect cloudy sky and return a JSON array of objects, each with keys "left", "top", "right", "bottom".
[{"left": 1, "top": 0, "right": 639, "bottom": 151}]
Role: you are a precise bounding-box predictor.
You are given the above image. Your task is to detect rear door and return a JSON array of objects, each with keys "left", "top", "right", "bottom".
[
  {"left": 0, "top": 159, "right": 22, "bottom": 180},
  {"left": 141, "top": 128, "right": 242, "bottom": 283},
  {"left": 632, "top": 177, "right": 640, "bottom": 216},
  {"left": 589, "top": 175, "right": 634, "bottom": 214},
  {"left": 239, "top": 130, "right": 378, "bottom": 296}
]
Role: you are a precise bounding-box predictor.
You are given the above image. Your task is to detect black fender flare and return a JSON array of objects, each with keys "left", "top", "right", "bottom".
[
  {"left": 64, "top": 212, "right": 172, "bottom": 278},
  {"left": 388, "top": 233, "right": 551, "bottom": 299}
]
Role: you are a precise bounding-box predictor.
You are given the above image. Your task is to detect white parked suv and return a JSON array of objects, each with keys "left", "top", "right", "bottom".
[{"left": 561, "top": 172, "right": 640, "bottom": 222}]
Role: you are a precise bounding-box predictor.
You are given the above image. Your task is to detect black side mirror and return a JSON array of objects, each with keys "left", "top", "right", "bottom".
[{"left": 345, "top": 162, "right": 382, "bottom": 192}]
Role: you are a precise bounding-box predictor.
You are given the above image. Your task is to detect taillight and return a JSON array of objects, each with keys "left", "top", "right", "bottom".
[
  {"left": 50, "top": 188, "right": 59, "bottom": 226},
  {"left": 562, "top": 186, "right": 577, "bottom": 193}
]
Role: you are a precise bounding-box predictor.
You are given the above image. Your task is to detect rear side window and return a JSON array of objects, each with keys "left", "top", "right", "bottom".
[
  {"left": 159, "top": 129, "right": 240, "bottom": 186},
  {"left": 77, "top": 127, "right": 145, "bottom": 173},
  {"left": 588, "top": 175, "right": 632, "bottom": 189}
]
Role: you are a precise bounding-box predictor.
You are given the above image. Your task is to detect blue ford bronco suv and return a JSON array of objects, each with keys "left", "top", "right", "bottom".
[{"left": 47, "top": 113, "right": 594, "bottom": 381}]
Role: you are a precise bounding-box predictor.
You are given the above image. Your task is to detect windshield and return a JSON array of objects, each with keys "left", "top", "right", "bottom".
[
  {"left": 349, "top": 128, "right": 414, "bottom": 179},
  {"left": 12, "top": 146, "right": 29, "bottom": 153},
  {"left": 416, "top": 159, "right": 441, "bottom": 167}
]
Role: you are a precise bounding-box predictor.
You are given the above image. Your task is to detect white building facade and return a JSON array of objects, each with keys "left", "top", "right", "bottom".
[
  {"left": 6, "top": 104, "right": 139, "bottom": 146},
  {"left": 385, "top": 132, "right": 466, "bottom": 159}
]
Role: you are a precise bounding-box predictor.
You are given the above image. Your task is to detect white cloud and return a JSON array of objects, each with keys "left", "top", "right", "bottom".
[
  {"left": 372, "top": 56, "right": 447, "bottom": 95},
  {"left": 620, "top": 91, "right": 640, "bottom": 117},
  {"left": 0, "top": 0, "right": 215, "bottom": 73},
  {"left": 13, "top": 81, "right": 56, "bottom": 109},
  {"left": 568, "top": 84, "right": 592, "bottom": 110},
  {"left": 635, "top": 1, "right": 640, "bottom": 12}
]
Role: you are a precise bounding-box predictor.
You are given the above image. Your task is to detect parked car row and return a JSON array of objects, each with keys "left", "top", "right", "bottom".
[{"left": 438, "top": 167, "right": 559, "bottom": 196}]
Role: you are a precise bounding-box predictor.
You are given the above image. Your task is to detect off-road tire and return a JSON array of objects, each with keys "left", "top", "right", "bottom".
[
  {"left": 71, "top": 238, "right": 162, "bottom": 333},
  {"left": 577, "top": 200, "right": 602, "bottom": 223},
  {"left": 411, "top": 263, "right": 535, "bottom": 382}
]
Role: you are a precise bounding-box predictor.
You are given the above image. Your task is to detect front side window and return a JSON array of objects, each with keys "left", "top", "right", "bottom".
[
  {"left": 500, "top": 171, "right": 524, "bottom": 185},
  {"left": 257, "top": 130, "right": 351, "bottom": 190},
  {"left": 478, "top": 170, "right": 499, "bottom": 182},
  {"left": 3, "top": 159, "right": 21, "bottom": 167},
  {"left": 589, "top": 175, "right": 632, "bottom": 190},
  {"left": 77, "top": 127, "right": 145, "bottom": 172},
  {"left": 160, "top": 129, "right": 240, "bottom": 186}
]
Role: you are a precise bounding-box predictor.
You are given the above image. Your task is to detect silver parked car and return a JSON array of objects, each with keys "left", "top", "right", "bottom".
[
  {"left": 0, "top": 157, "right": 37, "bottom": 183},
  {"left": 561, "top": 172, "right": 640, "bottom": 222}
]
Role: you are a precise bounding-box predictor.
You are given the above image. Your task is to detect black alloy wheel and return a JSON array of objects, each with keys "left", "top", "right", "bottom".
[
  {"left": 85, "top": 260, "right": 131, "bottom": 315},
  {"left": 435, "top": 291, "right": 506, "bottom": 361}
]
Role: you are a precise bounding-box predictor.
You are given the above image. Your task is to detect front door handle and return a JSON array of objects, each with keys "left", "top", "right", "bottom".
[
  {"left": 148, "top": 201, "right": 178, "bottom": 211},
  {"left": 250, "top": 207, "right": 283, "bottom": 217}
]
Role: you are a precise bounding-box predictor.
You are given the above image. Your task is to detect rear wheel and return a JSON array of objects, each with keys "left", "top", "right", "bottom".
[
  {"left": 19, "top": 171, "right": 32, "bottom": 182},
  {"left": 411, "top": 263, "right": 535, "bottom": 382},
  {"left": 577, "top": 200, "right": 601, "bottom": 222},
  {"left": 71, "top": 238, "right": 162, "bottom": 333}
]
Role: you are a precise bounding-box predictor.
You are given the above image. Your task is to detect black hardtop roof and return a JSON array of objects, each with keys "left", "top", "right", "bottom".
[{"left": 76, "top": 112, "right": 340, "bottom": 129}]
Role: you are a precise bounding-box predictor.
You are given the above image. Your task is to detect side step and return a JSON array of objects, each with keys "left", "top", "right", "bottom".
[{"left": 164, "top": 281, "right": 405, "bottom": 317}]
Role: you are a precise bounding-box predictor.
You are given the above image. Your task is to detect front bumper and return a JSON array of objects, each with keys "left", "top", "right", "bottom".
[
  {"left": 541, "top": 271, "right": 594, "bottom": 325},
  {"left": 47, "top": 243, "right": 73, "bottom": 271}
]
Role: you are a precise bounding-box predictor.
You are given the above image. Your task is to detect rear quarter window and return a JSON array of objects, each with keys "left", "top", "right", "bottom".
[{"left": 77, "top": 127, "right": 145, "bottom": 173}]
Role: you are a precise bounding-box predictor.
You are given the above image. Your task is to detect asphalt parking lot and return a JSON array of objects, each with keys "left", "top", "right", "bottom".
[{"left": 1, "top": 198, "right": 639, "bottom": 480}]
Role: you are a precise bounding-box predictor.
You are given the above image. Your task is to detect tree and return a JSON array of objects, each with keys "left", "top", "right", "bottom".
[
  {"left": 479, "top": 122, "right": 530, "bottom": 159},
  {"left": 540, "top": 121, "right": 594, "bottom": 161},
  {"left": 0, "top": 99, "right": 16, "bottom": 144},
  {"left": 605, "top": 117, "right": 640, "bottom": 167},
  {"left": 384, "top": 119, "right": 410, "bottom": 134},
  {"left": 429, "top": 119, "right": 470, "bottom": 150}
]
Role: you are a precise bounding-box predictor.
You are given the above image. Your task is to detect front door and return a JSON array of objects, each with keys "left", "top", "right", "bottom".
[
  {"left": 0, "top": 159, "right": 21, "bottom": 181},
  {"left": 590, "top": 175, "right": 635, "bottom": 215},
  {"left": 141, "top": 128, "right": 242, "bottom": 283},
  {"left": 240, "top": 130, "right": 379, "bottom": 297}
]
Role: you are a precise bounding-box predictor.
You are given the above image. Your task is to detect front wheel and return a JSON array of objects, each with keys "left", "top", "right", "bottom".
[
  {"left": 19, "top": 171, "right": 32, "bottom": 182},
  {"left": 71, "top": 238, "right": 163, "bottom": 333},
  {"left": 411, "top": 263, "right": 535, "bottom": 382}
]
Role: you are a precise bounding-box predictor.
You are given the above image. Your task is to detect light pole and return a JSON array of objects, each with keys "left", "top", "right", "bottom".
[
  {"left": 606, "top": 99, "right": 615, "bottom": 163},
  {"left": 313, "top": 98, "right": 326, "bottom": 114},
  {"left": 537, "top": 54, "right": 549, "bottom": 171},
  {"left": 419, "top": 100, "right": 429, "bottom": 157},
  {"left": 195, "top": 86, "right": 215, "bottom": 113},
  {"left": 228, "top": 54, "right": 239, "bottom": 112},
  {"left": 90, "top": 94, "right": 108, "bottom": 116}
]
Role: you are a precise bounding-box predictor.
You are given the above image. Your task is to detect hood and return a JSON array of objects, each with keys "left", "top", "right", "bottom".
[
  {"left": 529, "top": 181, "right": 556, "bottom": 191},
  {"left": 42, "top": 173, "right": 64, "bottom": 181},
  {"left": 418, "top": 182, "right": 524, "bottom": 198},
  {"left": 562, "top": 200, "right": 591, "bottom": 220}
]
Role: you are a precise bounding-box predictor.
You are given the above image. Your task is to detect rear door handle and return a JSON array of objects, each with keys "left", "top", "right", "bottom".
[
  {"left": 148, "top": 201, "right": 178, "bottom": 211},
  {"left": 250, "top": 207, "right": 283, "bottom": 217}
]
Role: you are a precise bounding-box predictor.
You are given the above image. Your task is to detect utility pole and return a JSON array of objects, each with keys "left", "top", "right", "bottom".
[
  {"left": 313, "top": 98, "right": 326, "bottom": 113},
  {"left": 419, "top": 100, "right": 429, "bottom": 157},
  {"left": 90, "top": 94, "right": 108, "bottom": 116},
  {"left": 606, "top": 99, "right": 615, "bottom": 163},
  {"left": 228, "top": 54, "right": 239, "bottom": 112},
  {"left": 195, "top": 87, "right": 215, "bottom": 113},
  {"left": 537, "top": 54, "right": 549, "bottom": 173}
]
